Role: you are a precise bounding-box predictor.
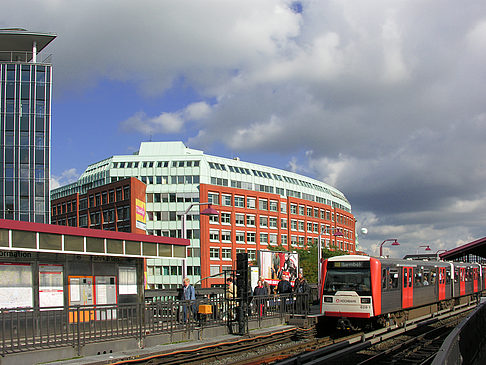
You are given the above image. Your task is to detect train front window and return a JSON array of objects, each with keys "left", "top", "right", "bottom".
[{"left": 323, "top": 261, "right": 371, "bottom": 296}]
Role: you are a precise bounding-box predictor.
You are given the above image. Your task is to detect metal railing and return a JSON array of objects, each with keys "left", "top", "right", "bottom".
[{"left": 0, "top": 293, "right": 309, "bottom": 356}]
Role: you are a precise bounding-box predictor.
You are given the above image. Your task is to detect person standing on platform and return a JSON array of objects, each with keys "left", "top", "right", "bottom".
[
  {"left": 253, "top": 280, "right": 267, "bottom": 315},
  {"left": 277, "top": 274, "right": 292, "bottom": 294},
  {"left": 182, "top": 277, "right": 196, "bottom": 322},
  {"left": 294, "top": 273, "right": 309, "bottom": 313},
  {"left": 226, "top": 277, "right": 237, "bottom": 319},
  {"left": 277, "top": 274, "right": 293, "bottom": 309},
  {"left": 259, "top": 276, "right": 271, "bottom": 295}
]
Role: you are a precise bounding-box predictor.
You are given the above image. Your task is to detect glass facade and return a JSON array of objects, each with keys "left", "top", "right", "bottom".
[{"left": 0, "top": 59, "right": 52, "bottom": 222}]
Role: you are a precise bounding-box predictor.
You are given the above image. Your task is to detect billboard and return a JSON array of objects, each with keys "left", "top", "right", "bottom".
[
  {"left": 135, "top": 198, "right": 146, "bottom": 231},
  {"left": 259, "top": 251, "right": 299, "bottom": 285}
]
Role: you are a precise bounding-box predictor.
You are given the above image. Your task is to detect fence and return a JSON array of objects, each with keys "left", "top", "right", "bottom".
[{"left": 0, "top": 293, "right": 309, "bottom": 356}]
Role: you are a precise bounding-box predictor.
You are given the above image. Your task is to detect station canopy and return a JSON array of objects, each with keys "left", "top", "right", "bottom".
[{"left": 440, "top": 236, "right": 486, "bottom": 263}]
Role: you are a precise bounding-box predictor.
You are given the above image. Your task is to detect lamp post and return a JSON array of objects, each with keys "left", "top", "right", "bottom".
[
  {"left": 379, "top": 239, "right": 400, "bottom": 257},
  {"left": 181, "top": 202, "right": 219, "bottom": 280},
  {"left": 318, "top": 227, "right": 344, "bottom": 295},
  {"left": 416, "top": 245, "right": 431, "bottom": 254},
  {"left": 435, "top": 249, "right": 447, "bottom": 260}
]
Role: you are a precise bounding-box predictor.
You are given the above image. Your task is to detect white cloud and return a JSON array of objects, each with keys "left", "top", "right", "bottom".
[
  {"left": 5, "top": 0, "right": 486, "bottom": 256},
  {"left": 50, "top": 168, "right": 78, "bottom": 189}
]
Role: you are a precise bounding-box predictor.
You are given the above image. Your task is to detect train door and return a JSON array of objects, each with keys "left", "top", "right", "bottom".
[
  {"left": 460, "top": 268, "right": 466, "bottom": 296},
  {"left": 402, "top": 267, "right": 413, "bottom": 308},
  {"left": 473, "top": 268, "right": 478, "bottom": 293},
  {"left": 438, "top": 267, "right": 446, "bottom": 301}
]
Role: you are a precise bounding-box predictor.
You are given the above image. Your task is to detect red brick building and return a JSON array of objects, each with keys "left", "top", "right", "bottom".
[
  {"left": 51, "top": 177, "right": 146, "bottom": 234},
  {"left": 199, "top": 184, "right": 355, "bottom": 287}
]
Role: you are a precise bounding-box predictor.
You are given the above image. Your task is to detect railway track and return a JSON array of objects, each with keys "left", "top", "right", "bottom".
[
  {"left": 110, "top": 302, "right": 476, "bottom": 365},
  {"left": 276, "top": 302, "right": 475, "bottom": 365}
]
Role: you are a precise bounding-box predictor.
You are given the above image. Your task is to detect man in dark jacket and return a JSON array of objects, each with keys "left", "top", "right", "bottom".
[
  {"left": 293, "top": 273, "right": 309, "bottom": 313},
  {"left": 277, "top": 274, "right": 292, "bottom": 294},
  {"left": 294, "top": 273, "right": 309, "bottom": 294}
]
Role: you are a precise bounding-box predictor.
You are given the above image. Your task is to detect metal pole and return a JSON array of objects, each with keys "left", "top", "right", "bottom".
[{"left": 317, "top": 234, "right": 322, "bottom": 296}]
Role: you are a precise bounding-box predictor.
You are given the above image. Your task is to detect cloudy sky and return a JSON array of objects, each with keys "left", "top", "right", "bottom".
[{"left": 3, "top": 0, "right": 486, "bottom": 257}]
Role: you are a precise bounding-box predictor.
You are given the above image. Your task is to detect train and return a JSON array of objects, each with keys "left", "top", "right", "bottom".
[{"left": 320, "top": 255, "right": 484, "bottom": 329}]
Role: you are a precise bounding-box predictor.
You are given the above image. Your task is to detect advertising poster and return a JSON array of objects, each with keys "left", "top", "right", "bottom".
[
  {"left": 259, "top": 251, "right": 299, "bottom": 286},
  {"left": 39, "top": 264, "right": 63, "bottom": 308},
  {"left": 135, "top": 198, "right": 146, "bottom": 231}
]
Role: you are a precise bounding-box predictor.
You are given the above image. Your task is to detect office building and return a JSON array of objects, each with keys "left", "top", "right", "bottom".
[
  {"left": 51, "top": 177, "right": 147, "bottom": 234},
  {"left": 52, "top": 141, "right": 356, "bottom": 288},
  {"left": 0, "top": 28, "right": 56, "bottom": 223}
]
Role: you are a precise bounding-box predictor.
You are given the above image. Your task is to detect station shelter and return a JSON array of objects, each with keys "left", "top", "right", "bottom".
[
  {"left": 0, "top": 219, "right": 189, "bottom": 314},
  {"left": 440, "top": 236, "right": 486, "bottom": 264}
]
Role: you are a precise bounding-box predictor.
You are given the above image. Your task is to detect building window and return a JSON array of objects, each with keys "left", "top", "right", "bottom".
[
  {"left": 260, "top": 233, "right": 268, "bottom": 244},
  {"left": 290, "top": 204, "right": 297, "bottom": 214},
  {"left": 281, "top": 218, "right": 287, "bottom": 229},
  {"left": 210, "top": 248, "right": 220, "bottom": 260},
  {"left": 247, "top": 197, "right": 256, "bottom": 209},
  {"left": 269, "top": 201, "right": 278, "bottom": 212},
  {"left": 259, "top": 199, "right": 268, "bottom": 210},
  {"left": 234, "top": 196, "right": 244, "bottom": 208},
  {"left": 247, "top": 232, "right": 256, "bottom": 243},
  {"left": 208, "top": 192, "right": 219, "bottom": 205},
  {"left": 221, "top": 212, "right": 231, "bottom": 224},
  {"left": 248, "top": 249, "right": 256, "bottom": 261},
  {"left": 269, "top": 234, "right": 277, "bottom": 246},
  {"left": 235, "top": 231, "right": 245, "bottom": 243},
  {"left": 307, "top": 207, "right": 312, "bottom": 216},
  {"left": 314, "top": 208, "right": 319, "bottom": 218},
  {"left": 209, "top": 214, "right": 219, "bottom": 224},
  {"left": 291, "top": 219, "right": 297, "bottom": 230},
  {"left": 299, "top": 205, "right": 305, "bottom": 215},
  {"left": 269, "top": 217, "right": 278, "bottom": 229},
  {"left": 307, "top": 222, "right": 313, "bottom": 232},
  {"left": 313, "top": 223, "right": 319, "bottom": 233},
  {"left": 280, "top": 202, "right": 287, "bottom": 214},
  {"left": 259, "top": 216, "right": 268, "bottom": 228},
  {"left": 281, "top": 235, "right": 288, "bottom": 245},
  {"left": 221, "top": 230, "right": 231, "bottom": 242},
  {"left": 210, "top": 265, "right": 220, "bottom": 276},
  {"left": 222, "top": 248, "right": 232, "bottom": 260},
  {"left": 246, "top": 215, "right": 255, "bottom": 226},
  {"left": 235, "top": 214, "right": 245, "bottom": 225},
  {"left": 222, "top": 195, "right": 232, "bottom": 206},
  {"left": 298, "top": 221, "right": 305, "bottom": 231},
  {"left": 209, "top": 230, "right": 220, "bottom": 242}
]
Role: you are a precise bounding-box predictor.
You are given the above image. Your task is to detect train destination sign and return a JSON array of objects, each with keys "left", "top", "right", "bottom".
[{"left": 329, "top": 261, "right": 370, "bottom": 269}]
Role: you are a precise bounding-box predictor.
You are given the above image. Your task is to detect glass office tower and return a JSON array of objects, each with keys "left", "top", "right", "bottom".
[{"left": 0, "top": 29, "right": 56, "bottom": 223}]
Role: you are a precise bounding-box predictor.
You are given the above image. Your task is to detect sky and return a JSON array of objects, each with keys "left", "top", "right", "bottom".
[{"left": 3, "top": 0, "right": 486, "bottom": 258}]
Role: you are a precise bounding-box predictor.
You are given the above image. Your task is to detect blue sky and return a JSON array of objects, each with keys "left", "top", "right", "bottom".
[{"left": 3, "top": 0, "right": 486, "bottom": 257}]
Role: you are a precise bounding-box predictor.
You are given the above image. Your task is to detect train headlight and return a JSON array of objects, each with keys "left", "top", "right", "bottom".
[
  {"left": 324, "top": 297, "right": 333, "bottom": 303},
  {"left": 360, "top": 298, "right": 371, "bottom": 304}
]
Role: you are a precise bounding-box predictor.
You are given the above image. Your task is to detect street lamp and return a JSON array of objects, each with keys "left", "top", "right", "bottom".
[
  {"left": 181, "top": 202, "right": 220, "bottom": 279},
  {"left": 379, "top": 239, "right": 400, "bottom": 257},
  {"left": 416, "top": 245, "right": 431, "bottom": 254},
  {"left": 435, "top": 249, "right": 447, "bottom": 260}
]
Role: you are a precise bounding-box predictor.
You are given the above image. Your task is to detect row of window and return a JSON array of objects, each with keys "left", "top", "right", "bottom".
[
  {"left": 208, "top": 228, "right": 352, "bottom": 250},
  {"left": 112, "top": 160, "right": 200, "bottom": 169},
  {"left": 207, "top": 191, "right": 353, "bottom": 227},
  {"left": 146, "top": 193, "right": 199, "bottom": 204},
  {"left": 207, "top": 161, "right": 341, "bottom": 197}
]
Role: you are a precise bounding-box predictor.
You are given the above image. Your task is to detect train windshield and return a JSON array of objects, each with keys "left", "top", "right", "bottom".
[{"left": 323, "top": 261, "right": 371, "bottom": 296}]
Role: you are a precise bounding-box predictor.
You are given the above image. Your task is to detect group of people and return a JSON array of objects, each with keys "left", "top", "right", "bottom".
[
  {"left": 253, "top": 272, "right": 310, "bottom": 296},
  {"left": 178, "top": 272, "right": 310, "bottom": 322}
]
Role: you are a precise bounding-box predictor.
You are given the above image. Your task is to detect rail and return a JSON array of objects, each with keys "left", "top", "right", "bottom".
[{"left": 0, "top": 293, "right": 309, "bottom": 356}]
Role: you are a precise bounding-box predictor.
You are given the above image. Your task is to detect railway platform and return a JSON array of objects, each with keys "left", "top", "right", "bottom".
[
  {"left": 44, "top": 324, "right": 299, "bottom": 365},
  {"left": 0, "top": 293, "right": 314, "bottom": 365}
]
